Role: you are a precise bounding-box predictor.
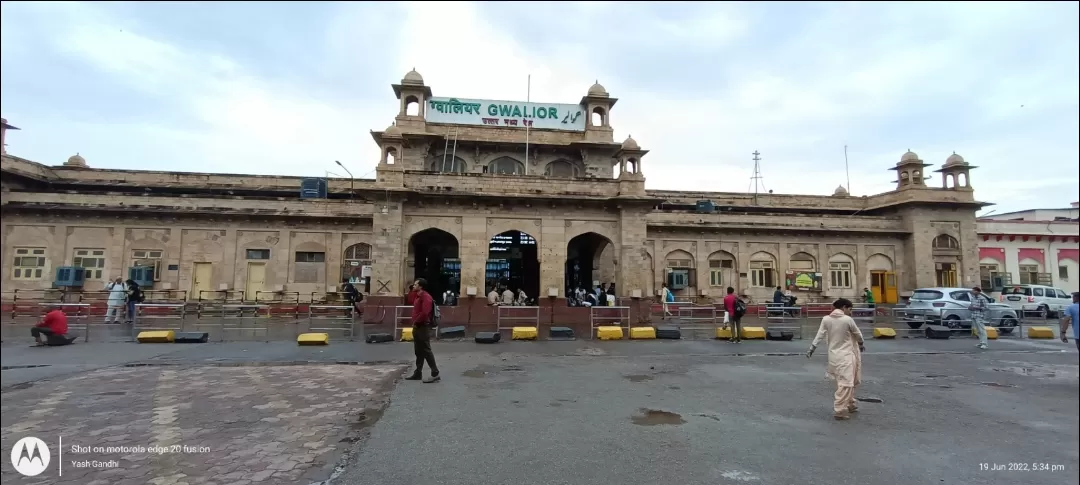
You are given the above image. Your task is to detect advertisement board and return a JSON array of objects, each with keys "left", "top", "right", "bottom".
[{"left": 425, "top": 97, "right": 586, "bottom": 131}]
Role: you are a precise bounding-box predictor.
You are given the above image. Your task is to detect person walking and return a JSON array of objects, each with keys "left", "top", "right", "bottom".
[
  {"left": 806, "top": 298, "right": 865, "bottom": 420},
  {"left": 968, "top": 286, "right": 989, "bottom": 350},
  {"left": 405, "top": 278, "right": 440, "bottom": 383},
  {"left": 104, "top": 277, "right": 126, "bottom": 324},
  {"left": 723, "top": 287, "right": 744, "bottom": 343},
  {"left": 1060, "top": 292, "right": 1079, "bottom": 351},
  {"left": 660, "top": 283, "right": 674, "bottom": 318}
]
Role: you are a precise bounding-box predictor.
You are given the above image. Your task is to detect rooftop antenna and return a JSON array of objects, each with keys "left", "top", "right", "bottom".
[{"left": 749, "top": 150, "right": 766, "bottom": 204}]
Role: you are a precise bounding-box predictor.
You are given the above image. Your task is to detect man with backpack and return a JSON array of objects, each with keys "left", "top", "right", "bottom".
[
  {"left": 404, "top": 278, "right": 440, "bottom": 383},
  {"left": 723, "top": 287, "right": 746, "bottom": 343}
]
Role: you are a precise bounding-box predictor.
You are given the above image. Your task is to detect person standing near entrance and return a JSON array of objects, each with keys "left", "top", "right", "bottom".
[
  {"left": 405, "top": 278, "right": 440, "bottom": 383},
  {"left": 723, "top": 287, "right": 743, "bottom": 343},
  {"left": 968, "top": 286, "right": 989, "bottom": 350},
  {"left": 807, "top": 298, "right": 865, "bottom": 420},
  {"left": 104, "top": 277, "right": 126, "bottom": 324},
  {"left": 863, "top": 287, "right": 875, "bottom": 309}
]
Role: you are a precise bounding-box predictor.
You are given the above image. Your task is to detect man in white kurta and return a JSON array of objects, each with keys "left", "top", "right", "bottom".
[{"left": 807, "top": 298, "right": 865, "bottom": 420}]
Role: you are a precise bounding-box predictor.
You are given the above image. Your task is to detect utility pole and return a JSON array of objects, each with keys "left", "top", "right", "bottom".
[
  {"left": 749, "top": 150, "right": 765, "bottom": 205},
  {"left": 844, "top": 145, "right": 851, "bottom": 194},
  {"left": 335, "top": 160, "right": 354, "bottom": 199},
  {"left": 524, "top": 74, "right": 531, "bottom": 175}
]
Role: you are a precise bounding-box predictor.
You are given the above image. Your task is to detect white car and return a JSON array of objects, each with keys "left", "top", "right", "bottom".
[{"left": 999, "top": 284, "right": 1072, "bottom": 318}]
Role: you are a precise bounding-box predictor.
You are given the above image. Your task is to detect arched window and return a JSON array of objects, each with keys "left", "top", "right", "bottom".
[
  {"left": 932, "top": 234, "right": 959, "bottom": 250},
  {"left": 488, "top": 156, "right": 524, "bottom": 175},
  {"left": 344, "top": 243, "right": 371, "bottom": 261},
  {"left": 544, "top": 160, "right": 579, "bottom": 178},
  {"left": 429, "top": 156, "right": 467, "bottom": 173}
]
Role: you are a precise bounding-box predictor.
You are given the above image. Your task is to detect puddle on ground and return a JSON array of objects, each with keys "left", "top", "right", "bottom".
[
  {"left": 624, "top": 374, "right": 654, "bottom": 382},
  {"left": 631, "top": 408, "right": 686, "bottom": 426},
  {"left": 96, "top": 391, "right": 127, "bottom": 396},
  {"left": 463, "top": 365, "right": 525, "bottom": 378},
  {"left": 463, "top": 369, "right": 489, "bottom": 378},
  {"left": 855, "top": 397, "right": 883, "bottom": 403},
  {"left": 981, "top": 382, "right": 1017, "bottom": 388},
  {"left": 548, "top": 401, "right": 563, "bottom": 407},
  {"left": 668, "top": 385, "right": 681, "bottom": 390}
]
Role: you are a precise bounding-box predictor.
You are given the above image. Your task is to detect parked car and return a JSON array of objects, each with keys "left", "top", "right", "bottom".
[
  {"left": 902, "top": 287, "right": 1020, "bottom": 334},
  {"left": 999, "top": 284, "right": 1072, "bottom": 318}
]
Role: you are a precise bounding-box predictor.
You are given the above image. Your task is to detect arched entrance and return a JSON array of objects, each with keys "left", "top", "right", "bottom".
[
  {"left": 487, "top": 230, "right": 539, "bottom": 301},
  {"left": 408, "top": 229, "right": 461, "bottom": 304},
  {"left": 566, "top": 232, "right": 614, "bottom": 294},
  {"left": 342, "top": 243, "right": 373, "bottom": 293}
]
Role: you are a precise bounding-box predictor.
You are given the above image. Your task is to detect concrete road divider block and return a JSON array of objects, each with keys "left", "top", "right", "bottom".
[
  {"left": 549, "top": 326, "right": 575, "bottom": 339},
  {"left": 596, "top": 326, "right": 624, "bottom": 340},
  {"left": 872, "top": 327, "right": 897, "bottom": 339},
  {"left": 512, "top": 327, "right": 538, "bottom": 340},
  {"left": 365, "top": 333, "right": 393, "bottom": 344},
  {"left": 715, "top": 327, "right": 733, "bottom": 340},
  {"left": 297, "top": 333, "right": 329, "bottom": 346},
  {"left": 630, "top": 326, "right": 656, "bottom": 339},
  {"left": 475, "top": 331, "right": 501, "bottom": 344},
  {"left": 174, "top": 332, "right": 209, "bottom": 343},
  {"left": 924, "top": 325, "right": 951, "bottom": 339},
  {"left": 137, "top": 330, "right": 175, "bottom": 343},
  {"left": 439, "top": 326, "right": 467, "bottom": 339},
  {"left": 400, "top": 327, "right": 414, "bottom": 342},
  {"left": 741, "top": 327, "right": 766, "bottom": 340},
  {"left": 766, "top": 330, "right": 794, "bottom": 341},
  {"left": 1027, "top": 326, "right": 1054, "bottom": 339},
  {"left": 975, "top": 326, "right": 999, "bottom": 340},
  {"left": 655, "top": 326, "right": 681, "bottom": 340}
]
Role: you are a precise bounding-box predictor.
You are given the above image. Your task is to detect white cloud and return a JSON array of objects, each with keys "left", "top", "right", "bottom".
[{"left": 1, "top": 1, "right": 1076, "bottom": 212}]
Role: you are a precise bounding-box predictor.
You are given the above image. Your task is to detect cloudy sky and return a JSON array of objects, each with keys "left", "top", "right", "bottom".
[{"left": 1, "top": 1, "right": 1077, "bottom": 213}]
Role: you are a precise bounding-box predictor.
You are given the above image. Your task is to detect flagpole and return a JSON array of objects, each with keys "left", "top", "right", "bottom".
[
  {"left": 524, "top": 74, "right": 531, "bottom": 175},
  {"left": 844, "top": 144, "right": 850, "bottom": 193}
]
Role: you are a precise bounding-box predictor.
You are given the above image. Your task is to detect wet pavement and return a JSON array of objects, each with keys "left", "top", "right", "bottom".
[{"left": 2, "top": 337, "right": 1077, "bottom": 485}]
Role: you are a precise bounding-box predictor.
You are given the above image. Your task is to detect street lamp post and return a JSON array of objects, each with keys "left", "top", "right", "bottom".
[{"left": 335, "top": 160, "right": 354, "bottom": 198}]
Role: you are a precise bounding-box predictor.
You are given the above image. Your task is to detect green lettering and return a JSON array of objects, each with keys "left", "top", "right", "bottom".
[
  {"left": 536, "top": 107, "right": 547, "bottom": 119},
  {"left": 499, "top": 104, "right": 513, "bottom": 117},
  {"left": 512, "top": 105, "right": 522, "bottom": 117},
  {"left": 547, "top": 107, "right": 557, "bottom": 119},
  {"left": 487, "top": 104, "right": 498, "bottom": 116}
]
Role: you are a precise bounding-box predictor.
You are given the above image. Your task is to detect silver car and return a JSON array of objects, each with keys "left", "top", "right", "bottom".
[{"left": 902, "top": 287, "right": 1021, "bottom": 334}]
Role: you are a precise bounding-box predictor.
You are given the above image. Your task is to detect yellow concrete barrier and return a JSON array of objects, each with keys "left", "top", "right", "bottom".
[
  {"left": 630, "top": 327, "right": 656, "bottom": 339},
  {"left": 400, "top": 327, "right": 414, "bottom": 342},
  {"left": 873, "top": 327, "right": 897, "bottom": 339},
  {"left": 596, "top": 326, "right": 624, "bottom": 340},
  {"left": 740, "top": 327, "right": 766, "bottom": 340},
  {"left": 297, "top": 332, "right": 329, "bottom": 346},
  {"left": 1027, "top": 326, "right": 1054, "bottom": 339},
  {"left": 136, "top": 330, "right": 175, "bottom": 343},
  {"left": 512, "top": 327, "right": 538, "bottom": 340},
  {"left": 974, "top": 326, "right": 999, "bottom": 340},
  {"left": 715, "top": 327, "right": 733, "bottom": 340}
]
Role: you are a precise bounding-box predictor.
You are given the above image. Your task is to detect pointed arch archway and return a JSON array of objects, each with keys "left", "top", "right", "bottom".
[
  {"left": 565, "top": 232, "right": 614, "bottom": 294},
  {"left": 487, "top": 229, "right": 540, "bottom": 302},
  {"left": 342, "top": 243, "right": 373, "bottom": 291},
  {"left": 408, "top": 229, "right": 460, "bottom": 303}
]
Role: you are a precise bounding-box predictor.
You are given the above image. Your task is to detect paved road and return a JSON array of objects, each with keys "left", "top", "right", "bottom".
[{"left": 2, "top": 338, "right": 1077, "bottom": 485}]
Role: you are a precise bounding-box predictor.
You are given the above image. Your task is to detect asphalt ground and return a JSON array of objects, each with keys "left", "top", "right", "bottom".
[{"left": 2, "top": 337, "right": 1077, "bottom": 485}]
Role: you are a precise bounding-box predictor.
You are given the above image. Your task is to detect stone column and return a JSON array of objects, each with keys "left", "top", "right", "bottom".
[
  {"left": 371, "top": 201, "right": 403, "bottom": 295},
  {"left": 617, "top": 207, "right": 649, "bottom": 297},
  {"left": 540, "top": 219, "right": 566, "bottom": 297},
  {"left": 459, "top": 216, "right": 487, "bottom": 296}
]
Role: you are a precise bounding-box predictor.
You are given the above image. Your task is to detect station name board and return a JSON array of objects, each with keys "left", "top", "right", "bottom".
[{"left": 425, "top": 96, "right": 585, "bottom": 131}]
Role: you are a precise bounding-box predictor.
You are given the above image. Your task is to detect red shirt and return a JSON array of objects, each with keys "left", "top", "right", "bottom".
[
  {"left": 723, "top": 294, "right": 737, "bottom": 317},
  {"left": 38, "top": 310, "right": 69, "bottom": 334},
  {"left": 407, "top": 289, "right": 434, "bottom": 325}
]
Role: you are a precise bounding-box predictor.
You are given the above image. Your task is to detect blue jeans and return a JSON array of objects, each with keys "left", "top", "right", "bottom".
[{"left": 126, "top": 301, "right": 136, "bottom": 322}]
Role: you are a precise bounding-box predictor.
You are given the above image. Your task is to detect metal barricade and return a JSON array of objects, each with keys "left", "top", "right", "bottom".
[
  {"left": 761, "top": 306, "right": 805, "bottom": 339},
  {"left": 393, "top": 306, "right": 412, "bottom": 340},
  {"left": 498, "top": 306, "right": 541, "bottom": 335},
  {"left": 131, "top": 303, "right": 187, "bottom": 342},
  {"left": 38, "top": 303, "right": 92, "bottom": 341},
  {"left": 144, "top": 290, "right": 188, "bottom": 302},
  {"left": 886, "top": 307, "right": 1024, "bottom": 339},
  {"left": 589, "top": 306, "right": 629, "bottom": 339},
  {"left": 654, "top": 301, "right": 692, "bottom": 319},
  {"left": 220, "top": 304, "right": 273, "bottom": 341},
  {"left": 672, "top": 306, "right": 720, "bottom": 339},
  {"left": 255, "top": 291, "right": 302, "bottom": 319},
  {"left": 305, "top": 305, "right": 358, "bottom": 341},
  {"left": 9, "top": 289, "right": 66, "bottom": 318}
]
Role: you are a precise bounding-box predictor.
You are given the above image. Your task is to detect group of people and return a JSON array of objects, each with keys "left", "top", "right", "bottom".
[
  {"left": 566, "top": 283, "right": 617, "bottom": 307},
  {"left": 103, "top": 276, "right": 145, "bottom": 324},
  {"left": 486, "top": 285, "right": 531, "bottom": 306}
]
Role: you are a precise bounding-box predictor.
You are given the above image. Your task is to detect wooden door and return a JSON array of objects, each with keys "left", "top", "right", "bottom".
[
  {"left": 884, "top": 271, "right": 898, "bottom": 304},
  {"left": 192, "top": 263, "right": 213, "bottom": 299},
  {"left": 871, "top": 271, "right": 885, "bottom": 304},
  {"left": 245, "top": 262, "right": 266, "bottom": 301}
]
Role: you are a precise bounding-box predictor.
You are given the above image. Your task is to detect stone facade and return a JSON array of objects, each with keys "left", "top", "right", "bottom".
[{"left": 0, "top": 71, "right": 988, "bottom": 305}]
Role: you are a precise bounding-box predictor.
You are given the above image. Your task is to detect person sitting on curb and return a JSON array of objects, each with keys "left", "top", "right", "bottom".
[{"left": 33, "top": 306, "right": 77, "bottom": 347}]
